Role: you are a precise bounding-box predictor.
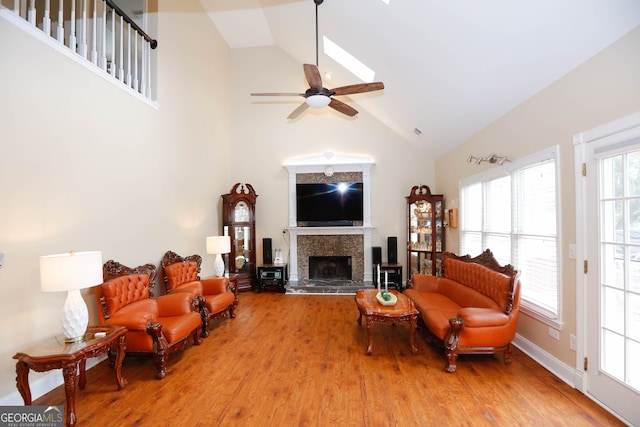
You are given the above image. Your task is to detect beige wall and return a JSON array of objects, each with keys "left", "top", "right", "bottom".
[
  {"left": 435, "top": 26, "right": 640, "bottom": 366},
  {"left": 0, "top": 1, "right": 230, "bottom": 398},
  {"left": 229, "top": 46, "right": 434, "bottom": 263}
]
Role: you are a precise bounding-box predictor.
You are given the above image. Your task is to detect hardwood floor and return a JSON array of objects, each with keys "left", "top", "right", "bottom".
[{"left": 35, "top": 292, "right": 622, "bottom": 426}]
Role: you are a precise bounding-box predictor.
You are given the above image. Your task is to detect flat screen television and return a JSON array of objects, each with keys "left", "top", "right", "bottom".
[{"left": 296, "top": 182, "right": 363, "bottom": 226}]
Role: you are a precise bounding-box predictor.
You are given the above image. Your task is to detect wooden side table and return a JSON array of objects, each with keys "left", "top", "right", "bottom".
[{"left": 13, "top": 325, "right": 127, "bottom": 426}]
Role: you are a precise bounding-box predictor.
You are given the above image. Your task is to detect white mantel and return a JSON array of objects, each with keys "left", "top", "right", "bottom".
[{"left": 284, "top": 152, "right": 375, "bottom": 282}]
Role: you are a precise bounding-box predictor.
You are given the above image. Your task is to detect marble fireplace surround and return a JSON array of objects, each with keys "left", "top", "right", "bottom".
[{"left": 285, "top": 152, "right": 375, "bottom": 282}]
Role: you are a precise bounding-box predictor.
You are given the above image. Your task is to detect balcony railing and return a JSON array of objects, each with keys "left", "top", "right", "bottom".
[{"left": 2, "top": 0, "right": 157, "bottom": 101}]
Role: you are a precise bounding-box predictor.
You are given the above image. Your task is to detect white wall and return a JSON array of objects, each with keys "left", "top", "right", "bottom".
[
  {"left": 229, "top": 46, "right": 434, "bottom": 265},
  {"left": 0, "top": 1, "right": 230, "bottom": 399},
  {"left": 435, "top": 26, "right": 640, "bottom": 367}
]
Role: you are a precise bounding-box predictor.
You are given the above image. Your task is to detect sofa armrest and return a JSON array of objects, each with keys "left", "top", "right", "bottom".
[
  {"left": 201, "top": 277, "right": 229, "bottom": 294},
  {"left": 106, "top": 311, "right": 156, "bottom": 331},
  {"left": 155, "top": 292, "right": 198, "bottom": 316},
  {"left": 408, "top": 274, "right": 439, "bottom": 292},
  {"left": 457, "top": 307, "right": 509, "bottom": 327}
]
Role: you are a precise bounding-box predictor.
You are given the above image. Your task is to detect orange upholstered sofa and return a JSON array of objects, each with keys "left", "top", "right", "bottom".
[
  {"left": 95, "top": 260, "right": 203, "bottom": 379},
  {"left": 404, "top": 250, "right": 521, "bottom": 373}
]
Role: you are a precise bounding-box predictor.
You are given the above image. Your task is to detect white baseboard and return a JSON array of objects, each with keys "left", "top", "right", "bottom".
[
  {"left": 0, "top": 355, "right": 106, "bottom": 406},
  {"left": 512, "top": 335, "right": 635, "bottom": 425},
  {"left": 512, "top": 333, "right": 584, "bottom": 388}
]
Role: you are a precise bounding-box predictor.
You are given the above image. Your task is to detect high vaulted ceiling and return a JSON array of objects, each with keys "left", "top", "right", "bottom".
[{"left": 199, "top": 0, "right": 640, "bottom": 158}]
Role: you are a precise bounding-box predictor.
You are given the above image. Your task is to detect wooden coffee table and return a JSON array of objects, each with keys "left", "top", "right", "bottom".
[{"left": 355, "top": 289, "right": 419, "bottom": 355}]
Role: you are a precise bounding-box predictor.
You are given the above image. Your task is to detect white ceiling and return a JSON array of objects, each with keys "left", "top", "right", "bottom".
[{"left": 199, "top": 0, "right": 640, "bottom": 158}]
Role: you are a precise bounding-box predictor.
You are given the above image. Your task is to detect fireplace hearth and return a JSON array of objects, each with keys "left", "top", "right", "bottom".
[{"left": 309, "top": 256, "right": 352, "bottom": 280}]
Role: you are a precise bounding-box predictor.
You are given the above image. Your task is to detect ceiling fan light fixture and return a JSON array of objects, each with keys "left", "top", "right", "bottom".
[{"left": 306, "top": 94, "right": 331, "bottom": 108}]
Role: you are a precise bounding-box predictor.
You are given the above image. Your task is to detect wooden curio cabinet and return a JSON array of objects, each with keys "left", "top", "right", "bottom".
[
  {"left": 222, "top": 183, "right": 258, "bottom": 292},
  {"left": 406, "top": 185, "right": 445, "bottom": 278}
]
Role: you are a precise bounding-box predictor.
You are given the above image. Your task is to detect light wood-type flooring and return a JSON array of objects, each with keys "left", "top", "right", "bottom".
[{"left": 34, "top": 292, "right": 623, "bottom": 426}]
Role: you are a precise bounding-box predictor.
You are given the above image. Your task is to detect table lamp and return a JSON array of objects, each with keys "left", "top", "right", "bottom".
[
  {"left": 40, "top": 251, "right": 103, "bottom": 342},
  {"left": 206, "top": 236, "right": 231, "bottom": 277}
]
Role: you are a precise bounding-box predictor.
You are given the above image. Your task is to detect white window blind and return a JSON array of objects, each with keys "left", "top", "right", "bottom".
[{"left": 460, "top": 147, "right": 560, "bottom": 322}]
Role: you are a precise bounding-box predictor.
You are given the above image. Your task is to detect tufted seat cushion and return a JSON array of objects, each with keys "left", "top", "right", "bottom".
[
  {"left": 443, "top": 259, "right": 512, "bottom": 312},
  {"left": 100, "top": 274, "right": 151, "bottom": 313},
  {"left": 164, "top": 262, "right": 202, "bottom": 294}
]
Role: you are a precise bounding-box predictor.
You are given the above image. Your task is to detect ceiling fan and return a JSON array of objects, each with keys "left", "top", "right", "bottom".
[{"left": 250, "top": 0, "right": 385, "bottom": 119}]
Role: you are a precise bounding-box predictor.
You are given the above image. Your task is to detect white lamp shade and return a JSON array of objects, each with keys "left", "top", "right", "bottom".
[
  {"left": 306, "top": 94, "right": 331, "bottom": 108},
  {"left": 40, "top": 251, "right": 103, "bottom": 292},
  {"left": 206, "top": 236, "right": 231, "bottom": 254},
  {"left": 39, "top": 251, "right": 103, "bottom": 342}
]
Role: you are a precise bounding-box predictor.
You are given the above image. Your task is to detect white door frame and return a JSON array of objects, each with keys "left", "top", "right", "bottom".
[{"left": 573, "top": 111, "right": 640, "bottom": 422}]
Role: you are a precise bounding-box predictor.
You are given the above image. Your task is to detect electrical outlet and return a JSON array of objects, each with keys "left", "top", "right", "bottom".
[
  {"left": 0, "top": 252, "right": 4, "bottom": 268},
  {"left": 548, "top": 327, "right": 560, "bottom": 340},
  {"left": 570, "top": 334, "right": 577, "bottom": 351},
  {"left": 569, "top": 244, "right": 576, "bottom": 260}
]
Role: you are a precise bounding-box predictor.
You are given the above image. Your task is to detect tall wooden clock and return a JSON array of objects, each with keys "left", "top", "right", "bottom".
[{"left": 222, "top": 183, "right": 258, "bottom": 292}]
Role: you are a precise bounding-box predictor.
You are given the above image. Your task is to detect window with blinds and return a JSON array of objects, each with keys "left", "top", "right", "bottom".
[{"left": 460, "top": 146, "right": 560, "bottom": 323}]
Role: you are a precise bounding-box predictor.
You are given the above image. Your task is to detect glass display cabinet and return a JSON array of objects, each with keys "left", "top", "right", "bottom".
[
  {"left": 406, "top": 185, "right": 445, "bottom": 278},
  {"left": 222, "top": 183, "right": 258, "bottom": 292}
]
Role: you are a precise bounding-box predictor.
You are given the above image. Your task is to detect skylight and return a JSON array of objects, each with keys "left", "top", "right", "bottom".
[
  {"left": 323, "top": 36, "right": 375, "bottom": 83},
  {"left": 380, "top": 0, "right": 390, "bottom": 4}
]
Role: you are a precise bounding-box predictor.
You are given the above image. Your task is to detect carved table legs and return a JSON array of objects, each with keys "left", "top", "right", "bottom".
[
  {"left": 112, "top": 334, "right": 127, "bottom": 389},
  {"left": 357, "top": 310, "right": 418, "bottom": 356},
  {"left": 409, "top": 314, "right": 418, "bottom": 355}
]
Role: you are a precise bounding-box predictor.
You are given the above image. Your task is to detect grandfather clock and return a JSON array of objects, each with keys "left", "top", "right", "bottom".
[{"left": 222, "top": 183, "right": 257, "bottom": 292}]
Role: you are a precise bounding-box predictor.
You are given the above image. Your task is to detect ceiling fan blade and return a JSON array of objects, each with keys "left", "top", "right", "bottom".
[
  {"left": 328, "top": 98, "right": 358, "bottom": 117},
  {"left": 331, "top": 82, "right": 385, "bottom": 96},
  {"left": 250, "top": 92, "right": 305, "bottom": 97},
  {"left": 287, "top": 102, "right": 310, "bottom": 119},
  {"left": 303, "top": 64, "right": 323, "bottom": 91}
]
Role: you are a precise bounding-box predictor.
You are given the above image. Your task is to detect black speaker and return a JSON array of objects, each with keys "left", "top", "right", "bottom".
[
  {"left": 263, "top": 238, "right": 273, "bottom": 264},
  {"left": 372, "top": 246, "right": 382, "bottom": 265},
  {"left": 387, "top": 237, "right": 397, "bottom": 264}
]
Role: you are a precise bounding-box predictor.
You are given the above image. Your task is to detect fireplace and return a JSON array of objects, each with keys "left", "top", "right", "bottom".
[
  {"left": 309, "top": 256, "right": 352, "bottom": 280},
  {"left": 296, "top": 234, "right": 366, "bottom": 281},
  {"left": 284, "top": 152, "right": 375, "bottom": 282}
]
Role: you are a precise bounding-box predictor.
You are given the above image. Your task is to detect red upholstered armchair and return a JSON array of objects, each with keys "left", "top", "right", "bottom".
[
  {"left": 161, "top": 251, "right": 238, "bottom": 338},
  {"left": 94, "top": 260, "right": 203, "bottom": 379}
]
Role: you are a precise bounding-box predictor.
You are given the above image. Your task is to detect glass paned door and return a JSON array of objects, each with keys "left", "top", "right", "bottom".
[
  {"left": 597, "top": 150, "right": 640, "bottom": 392},
  {"left": 582, "top": 124, "right": 640, "bottom": 426}
]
